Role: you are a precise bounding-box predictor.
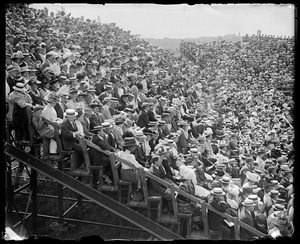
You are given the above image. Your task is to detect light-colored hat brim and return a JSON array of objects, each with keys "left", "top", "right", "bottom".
[
  {"left": 64, "top": 112, "right": 78, "bottom": 117},
  {"left": 13, "top": 86, "right": 27, "bottom": 92}
]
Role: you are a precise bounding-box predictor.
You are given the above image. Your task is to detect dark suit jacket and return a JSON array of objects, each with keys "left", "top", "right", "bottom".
[
  {"left": 89, "top": 113, "right": 102, "bottom": 131},
  {"left": 176, "top": 132, "right": 188, "bottom": 154},
  {"left": 89, "top": 134, "right": 110, "bottom": 166},
  {"left": 155, "top": 104, "right": 164, "bottom": 116},
  {"left": 161, "top": 159, "right": 176, "bottom": 182},
  {"left": 148, "top": 164, "right": 168, "bottom": 196},
  {"left": 61, "top": 119, "right": 78, "bottom": 151},
  {"left": 132, "top": 145, "right": 147, "bottom": 166},
  {"left": 147, "top": 110, "right": 157, "bottom": 121},
  {"left": 171, "top": 119, "right": 178, "bottom": 133},
  {"left": 33, "top": 52, "right": 44, "bottom": 63},
  {"left": 137, "top": 110, "right": 149, "bottom": 129},
  {"left": 54, "top": 103, "right": 67, "bottom": 119},
  {"left": 106, "top": 132, "right": 116, "bottom": 150},
  {"left": 239, "top": 207, "right": 256, "bottom": 239},
  {"left": 7, "top": 76, "right": 15, "bottom": 92},
  {"left": 208, "top": 198, "right": 228, "bottom": 231},
  {"left": 95, "top": 82, "right": 105, "bottom": 96},
  {"left": 98, "top": 91, "right": 109, "bottom": 103}
]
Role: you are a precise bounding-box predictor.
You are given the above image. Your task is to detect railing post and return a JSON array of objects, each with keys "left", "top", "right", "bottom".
[
  {"left": 57, "top": 160, "right": 64, "bottom": 221},
  {"left": 201, "top": 202, "right": 209, "bottom": 238},
  {"left": 31, "top": 169, "right": 37, "bottom": 234},
  {"left": 233, "top": 217, "right": 240, "bottom": 240}
]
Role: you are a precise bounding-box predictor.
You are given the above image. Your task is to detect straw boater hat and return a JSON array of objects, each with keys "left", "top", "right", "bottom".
[
  {"left": 101, "top": 122, "right": 113, "bottom": 129},
  {"left": 121, "top": 137, "right": 139, "bottom": 147},
  {"left": 242, "top": 199, "right": 256, "bottom": 207},
  {"left": 188, "top": 148, "right": 199, "bottom": 154},
  {"left": 221, "top": 176, "right": 231, "bottom": 184},
  {"left": 134, "top": 130, "right": 146, "bottom": 139},
  {"left": 92, "top": 125, "right": 103, "bottom": 132},
  {"left": 210, "top": 187, "right": 226, "bottom": 196},
  {"left": 13, "top": 81, "right": 27, "bottom": 92},
  {"left": 123, "top": 118, "right": 134, "bottom": 127},
  {"left": 280, "top": 164, "right": 292, "bottom": 173},
  {"left": 64, "top": 108, "right": 78, "bottom": 117},
  {"left": 115, "top": 117, "right": 125, "bottom": 125},
  {"left": 141, "top": 102, "right": 149, "bottom": 108}
]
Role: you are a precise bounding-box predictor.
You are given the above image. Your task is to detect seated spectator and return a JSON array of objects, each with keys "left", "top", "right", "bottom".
[
  {"left": 148, "top": 154, "right": 174, "bottom": 213},
  {"left": 60, "top": 109, "right": 85, "bottom": 171},
  {"left": 239, "top": 198, "right": 257, "bottom": 240},
  {"left": 89, "top": 125, "right": 113, "bottom": 185},
  {"left": 116, "top": 137, "right": 144, "bottom": 192},
  {"left": 207, "top": 187, "right": 231, "bottom": 239}
]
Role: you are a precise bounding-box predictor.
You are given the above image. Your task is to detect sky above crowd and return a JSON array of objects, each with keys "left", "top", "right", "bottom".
[{"left": 29, "top": 3, "right": 295, "bottom": 39}]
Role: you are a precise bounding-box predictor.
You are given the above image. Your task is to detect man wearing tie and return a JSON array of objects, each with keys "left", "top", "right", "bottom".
[
  {"left": 102, "top": 122, "right": 117, "bottom": 151},
  {"left": 61, "top": 109, "right": 85, "bottom": 171},
  {"left": 54, "top": 92, "right": 68, "bottom": 119}
]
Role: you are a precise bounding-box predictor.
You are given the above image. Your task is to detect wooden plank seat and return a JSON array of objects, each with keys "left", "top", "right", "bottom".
[
  {"left": 126, "top": 168, "right": 161, "bottom": 219},
  {"left": 156, "top": 184, "right": 181, "bottom": 234},
  {"left": 41, "top": 118, "right": 73, "bottom": 168},
  {"left": 144, "top": 172, "right": 193, "bottom": 237},
  {"left": 84, "top": 139, "right": 132, "bottom": 198},
  {"left": 64, "top": 137, "right": 104, "bottom": 189},
  {"left": 103, "top": 154, "right": 132, "bottom": 203}
]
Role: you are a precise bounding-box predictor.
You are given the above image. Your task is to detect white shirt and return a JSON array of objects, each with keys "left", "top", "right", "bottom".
[
  {"left": 42, "top": 104, "right": 58, "bottom": 130},
  {"left": 75, "top": 120, "right": 85, "bottom": 136},
  {"left": 116, "top": 149, "right": 143, "bottom": 170}
]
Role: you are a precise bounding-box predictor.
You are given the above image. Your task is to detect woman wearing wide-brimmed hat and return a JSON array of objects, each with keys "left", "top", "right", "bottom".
[{"left": 116, "top": 137, "right": 144, "bottom": 191}]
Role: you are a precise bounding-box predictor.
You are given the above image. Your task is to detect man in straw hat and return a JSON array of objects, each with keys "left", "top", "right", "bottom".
[
  {"left": 207, "top": 187, "right": 231, "bottom": 239},
  {"left": 239, "top": 198, "right": 258, "bottom": 240},
  {"left": 89, "top": 125, "right": 113, "bottom": 186},
  {"left": 61, "top": 108, "right": 85, "bottom": 171}
]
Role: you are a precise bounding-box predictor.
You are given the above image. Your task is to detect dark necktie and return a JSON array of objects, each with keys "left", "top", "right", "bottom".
[{"left": 72, "top": 122, "right": 78, "bottom": 131}]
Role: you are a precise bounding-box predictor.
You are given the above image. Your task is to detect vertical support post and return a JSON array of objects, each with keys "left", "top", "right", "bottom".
[
  {"left": 31, "top": 169, "right": 37, "bottom": 234},
  {"left": 201, "top": 202, "right": 209, "bottom": 238},
  {"left": 233, "top": 217, "right": 240, "bottom": 240},
  {"left": 31, "top": 142, "right": 39, "bottom": 234},
  {"left": 57, "top": 160, "right": 64, "bottom": 221},
  {"left": 6, "top": 160, "right": 14, "bottom": 214}
]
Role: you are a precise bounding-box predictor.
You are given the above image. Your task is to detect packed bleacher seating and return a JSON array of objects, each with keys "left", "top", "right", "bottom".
[{"left": 5, "top": 3, "right": 294, "bottom": 240}]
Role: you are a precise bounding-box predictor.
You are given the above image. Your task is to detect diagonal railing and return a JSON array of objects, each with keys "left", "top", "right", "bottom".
[{"left": 5, "top": 143, "right": 183, "bottom": 240}]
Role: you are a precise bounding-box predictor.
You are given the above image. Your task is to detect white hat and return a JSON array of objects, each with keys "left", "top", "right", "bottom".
[
  {"left": 13, "top": 82, "right": 27, "bottom": 92},
  {"left": 64, "top": 108, "right": 78, "bottom": 117}
]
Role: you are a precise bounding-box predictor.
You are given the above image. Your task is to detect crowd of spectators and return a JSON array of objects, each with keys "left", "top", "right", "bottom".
[{"left": 5, "top": 4, "right": 294, "bottom": 240}]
